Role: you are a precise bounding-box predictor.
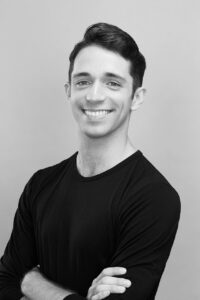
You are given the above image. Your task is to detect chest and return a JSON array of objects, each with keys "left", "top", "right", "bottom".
[{"left": 33, "top": 178, "right": 120, "bottom": 257}]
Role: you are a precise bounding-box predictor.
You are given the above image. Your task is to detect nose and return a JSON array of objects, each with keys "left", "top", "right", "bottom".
[{"left": 86, "top": 82, "right": 105, "bottom": 102}]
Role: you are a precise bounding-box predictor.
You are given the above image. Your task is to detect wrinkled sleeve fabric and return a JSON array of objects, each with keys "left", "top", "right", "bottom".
[
  {"left": 66, "top": 182, "right": 181, "bottom": 300},
  {"left": 0, "top": 174, "right": 38, "bottom": 299}
]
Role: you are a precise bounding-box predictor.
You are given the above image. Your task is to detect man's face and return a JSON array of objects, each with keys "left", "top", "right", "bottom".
[{"left": 68, "top": 45, "right": 134, "bottom": 139}]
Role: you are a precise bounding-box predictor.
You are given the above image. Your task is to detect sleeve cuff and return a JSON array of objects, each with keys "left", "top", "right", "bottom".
[{"left": 63, "top": 294, "right": 85, "bottom": 300}]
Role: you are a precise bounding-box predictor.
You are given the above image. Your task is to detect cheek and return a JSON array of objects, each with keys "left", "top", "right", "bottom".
[
  {"left": 114, "top": 93, "right": 132, "bottom": 110},
  {"left": 69, "top": 100, "right": 80, "bottom": 120},
  {"left": 70, "top": 93, "right": 84, "bottom": 109},
  {"left": 70, "top": 87, "right": 85, "bottom": 98}
]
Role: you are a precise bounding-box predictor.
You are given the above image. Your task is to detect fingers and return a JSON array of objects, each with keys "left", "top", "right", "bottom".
[
  {"left": 94, "top": 284, "right": 126, "bottom": 294},
  {"left": 102, "top": 267, "right": 127, "bottom": 276},
  {"left": 88, "top": 267, "right": 132, "bottom": 300},
  {"left": 99, "top": 276, "right": 131, "bottom": 288},
  {"left": 88, "top": 281, "right": 131, "bottom": 300},
  {"left": 95, "top": 267, "right": 127, "bottom": 282},
  {"left": 91, "top": 290, "right": 110, "bottom": 300}
]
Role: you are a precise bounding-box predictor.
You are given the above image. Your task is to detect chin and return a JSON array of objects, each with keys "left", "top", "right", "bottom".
[
  {"left": 81, "top": 127, "right": 113, "bottom": 139},
  {"left": 83, "top": 132, "right": 108, "bottom": 139}
]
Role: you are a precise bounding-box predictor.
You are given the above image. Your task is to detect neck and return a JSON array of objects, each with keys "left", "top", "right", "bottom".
[{"left": 76, "top": 131, "right": 137, "bottom": 177}]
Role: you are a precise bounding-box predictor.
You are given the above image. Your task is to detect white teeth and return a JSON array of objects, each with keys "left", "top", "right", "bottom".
[{"left": 84, "top": 110, "right": 111, "bottom": 117}]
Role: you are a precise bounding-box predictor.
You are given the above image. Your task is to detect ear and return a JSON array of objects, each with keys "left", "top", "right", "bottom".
[
  {"left": 130, "top": 87, "right": 146, "bottom": 111},
  {"left": 64, "top": 82, "right": 71, "bottom": 99}
]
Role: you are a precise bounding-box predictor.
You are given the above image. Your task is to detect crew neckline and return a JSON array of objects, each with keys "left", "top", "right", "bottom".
[{"left": 72, "top": 150, "right": 142, "bottom": 182}]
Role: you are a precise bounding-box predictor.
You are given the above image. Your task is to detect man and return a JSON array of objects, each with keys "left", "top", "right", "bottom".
[{"left": 0, "top": 23, "right": 181, "bottom": 299}]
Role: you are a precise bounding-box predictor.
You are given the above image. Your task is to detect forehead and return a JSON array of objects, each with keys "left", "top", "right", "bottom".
[{"left": 72, "top": 45, "right": 132, "bottom": 79}]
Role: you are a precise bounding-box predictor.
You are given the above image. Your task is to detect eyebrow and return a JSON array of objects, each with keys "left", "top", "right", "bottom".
[
  {"left": 104, "top": 72, "right": 126, "bottom": 82},
  {"left": 72, "top": 72, "right": 126, "bottom": 82},
  {"left": 72, "top": 72, "right": 90, "bottom": 79}
]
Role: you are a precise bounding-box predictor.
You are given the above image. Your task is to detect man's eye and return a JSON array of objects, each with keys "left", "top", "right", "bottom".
[
  {"left": 75, "top": 81, "right": 90, "bottom": 87},
  {"left": 107, "top": 81, "right": 121, "bottom": 88}
]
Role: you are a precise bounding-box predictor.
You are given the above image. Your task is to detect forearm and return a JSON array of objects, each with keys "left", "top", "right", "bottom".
[{"left": 21, "top": 268, "right": 75, "bottom": 300}]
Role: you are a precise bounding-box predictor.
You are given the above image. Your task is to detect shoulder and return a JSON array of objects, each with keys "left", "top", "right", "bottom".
[
  {"left": 130, "top": 151, "right": 180, "bottom": 200},
  {"left": 118, "top": 151, "right": 181, "bottom": 226},
  {"left": 24, "top": 152, "right": 77, "bottom": 199}
]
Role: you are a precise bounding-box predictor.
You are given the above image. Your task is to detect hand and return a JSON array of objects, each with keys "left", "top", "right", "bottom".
[{"left": 87, "top": 267, "right": 132, "bottom": 300}]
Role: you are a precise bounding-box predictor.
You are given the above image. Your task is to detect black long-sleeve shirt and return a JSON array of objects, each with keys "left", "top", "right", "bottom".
[{"left": 0, "top": 150, "right": 181, "bottom": 299}]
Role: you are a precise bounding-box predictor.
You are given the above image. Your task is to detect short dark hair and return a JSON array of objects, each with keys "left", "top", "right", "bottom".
[{"left": 68, "top": 22, "right": 146, "bottom": 94}]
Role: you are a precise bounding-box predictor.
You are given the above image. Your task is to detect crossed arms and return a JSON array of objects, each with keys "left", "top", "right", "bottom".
[
  {"left": 20, "top": 266, "right": 131, "bottom": 300},
  {"left": 0, "top": 174, "right": 181, "bottom": 299}
]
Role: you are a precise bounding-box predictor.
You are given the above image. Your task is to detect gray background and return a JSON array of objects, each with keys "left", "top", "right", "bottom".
[{"left": 0, "top": 0, "right": 199, "bottom": 299}]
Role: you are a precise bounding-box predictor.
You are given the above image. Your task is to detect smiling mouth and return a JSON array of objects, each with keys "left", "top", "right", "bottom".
[{"left": 82, "top": 109, "right": 113, "bottom": 117}]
